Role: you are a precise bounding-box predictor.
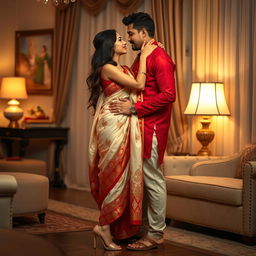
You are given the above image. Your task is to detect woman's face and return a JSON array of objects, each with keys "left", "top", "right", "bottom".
[{"left": 114, "top": 33, "right": 127, "bottom": 55}]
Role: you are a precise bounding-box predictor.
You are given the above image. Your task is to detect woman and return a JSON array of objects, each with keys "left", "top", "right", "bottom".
[{"left": 87, "top": 29, "right": 155, "bottom": 251}]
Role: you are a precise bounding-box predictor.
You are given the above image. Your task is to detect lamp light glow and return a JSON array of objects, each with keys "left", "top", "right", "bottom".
[
  {"left": 184, "top": 82, "right": 230, "bottom": 156},
  {"left": 0, "top": 77, "right": 28, "bottom": 128},
  {"left": 184, "top": 82, "right": 230, "bottom": 116}
]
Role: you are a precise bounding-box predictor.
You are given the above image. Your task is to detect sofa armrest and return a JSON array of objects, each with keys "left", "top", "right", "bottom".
[
  {"left": 243, "top": 161, "right": 256, "bottom": 236},
  {"left": 163, "top": 155, "right": 223, "bottom": 176},
  {"left": 0, "top": 175, "right": 17, "bottom": 196},
  {"left": 190, "top": 154, "right": 240, "bottom": 177},
  {"left": 0, "top": 159, "right": 47, "bottom": 176},
  {"left": 0, "top": 175, "right": 17, "bottom": 229}
]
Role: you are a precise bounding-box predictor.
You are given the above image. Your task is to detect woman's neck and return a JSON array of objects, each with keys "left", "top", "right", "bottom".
[{"left": 113, "top": 54, "right": 120, "bottom": 65}]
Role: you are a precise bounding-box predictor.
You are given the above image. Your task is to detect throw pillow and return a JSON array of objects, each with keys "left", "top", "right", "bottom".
[{"left": 236, "top": 144, "right": 256, "bottom": 178}]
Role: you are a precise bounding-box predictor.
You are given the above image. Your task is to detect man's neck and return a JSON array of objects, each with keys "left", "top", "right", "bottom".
[{"left": 144, "top": 37, "right": 155, "bottom": 44}]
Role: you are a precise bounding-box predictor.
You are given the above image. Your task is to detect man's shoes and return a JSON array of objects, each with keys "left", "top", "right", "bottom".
[
  {"left": 127, "top": 238, "right": 157, "bottom": 251},
  {"left": 153, "top": 237, "right": 164, "bottom": 245},
  {"left": 127, "top": 236, "right": 162, "bottom": 251}
]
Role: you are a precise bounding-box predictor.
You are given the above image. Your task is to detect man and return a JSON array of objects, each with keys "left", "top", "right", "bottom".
[{"left": 109, "top": 12, "right": 176, "bottom": 250}]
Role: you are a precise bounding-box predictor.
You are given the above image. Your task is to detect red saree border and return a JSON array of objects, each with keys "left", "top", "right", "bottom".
[{"left": 97, "top": 128, "right": 130, "bottom": 206}]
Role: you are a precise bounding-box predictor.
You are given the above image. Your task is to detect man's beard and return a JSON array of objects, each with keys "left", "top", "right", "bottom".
[{"left": 130, "top": 41, "right": 141, "bottom": 51}]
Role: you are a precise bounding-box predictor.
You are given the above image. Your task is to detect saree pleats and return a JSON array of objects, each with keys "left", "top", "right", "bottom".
[{"left": 89, "top": 88, "right": 143, "bottom": 239}]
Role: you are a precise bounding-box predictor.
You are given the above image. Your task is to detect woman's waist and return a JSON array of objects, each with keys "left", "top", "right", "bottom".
[
  {"left": 102, "top": 89, "right": 130, "bottom": 105},
  {"left": 103, "top": 86, "right": 122, "bottom": 97}
]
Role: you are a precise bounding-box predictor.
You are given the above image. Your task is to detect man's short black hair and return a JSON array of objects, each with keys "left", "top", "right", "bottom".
[{"left": 122, "top": 12, "right": 155, "bottom": 37}]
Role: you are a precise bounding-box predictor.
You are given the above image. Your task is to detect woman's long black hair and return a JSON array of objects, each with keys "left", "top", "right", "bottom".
[{"left": 86, "top": 29, "right": 117, "bottom": 109}]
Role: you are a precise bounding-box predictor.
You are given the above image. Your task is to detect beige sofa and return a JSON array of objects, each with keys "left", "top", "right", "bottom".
[
  {"left": 0, "top": 175, "right": 17, "bottom": 228},
  {"left": 0, "top": 158, "right": 47, "bottom": 176},
  {"left": 1, "top": 172, "right": 49, "bottom": 220},
  {"left": 0, "top": 158, "right": 49, "bottom": 227},
  {"left": 163, "top": 147, "right": 256, "bottom": 244}
]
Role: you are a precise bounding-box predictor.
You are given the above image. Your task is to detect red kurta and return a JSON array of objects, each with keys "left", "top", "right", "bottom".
[{"left": 133, "top": 41, "right": 176, "bottom": 164}]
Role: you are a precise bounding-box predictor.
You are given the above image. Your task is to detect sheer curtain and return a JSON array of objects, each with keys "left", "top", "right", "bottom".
[
  {"left": 188, "top": 0, "right": 256, "bottom": 155},
  {"left": 64, "top": 0, "right": 151, "bottom": 190},
  {"left": 63, "top": 0, "right": 256, "bottom": 189},
  {"left": 151, "top": 0, "right": 188, "bottom": 154}
]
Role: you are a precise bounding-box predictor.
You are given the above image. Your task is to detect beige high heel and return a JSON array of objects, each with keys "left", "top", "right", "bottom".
[{"left": 93, "top": 225, "right": 122, "bottom": 251}]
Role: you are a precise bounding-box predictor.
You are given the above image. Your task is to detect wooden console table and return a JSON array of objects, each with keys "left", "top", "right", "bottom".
[{"left": 0, "top": 127, "right": 69, "bottom": 188}]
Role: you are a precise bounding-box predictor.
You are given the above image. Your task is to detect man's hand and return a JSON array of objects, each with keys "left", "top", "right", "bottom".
[{"left": 109, "top": 98, "right": 132, "bottom": 115}]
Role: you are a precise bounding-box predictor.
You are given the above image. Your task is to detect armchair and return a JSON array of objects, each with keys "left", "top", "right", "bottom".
[
  {"left": 163, "top": 145, "right": 256, "bottom": 244},
  {"left": 0, "top": 175, "right": 17, "bottom": 228},
  {"left": 0, "top": 158, "right": 49, "bottom": 226}
]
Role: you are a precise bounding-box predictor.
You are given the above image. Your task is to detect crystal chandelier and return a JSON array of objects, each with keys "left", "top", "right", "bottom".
[{"left": 38, "top": 0, "right": 77, "bottom": 6}]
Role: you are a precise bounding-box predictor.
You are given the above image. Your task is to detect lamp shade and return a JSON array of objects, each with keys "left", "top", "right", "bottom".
[
  {"left": 184, "top": 82, "right": 230, "bottom": 116},
  {"left": 0, "top": 77, "right": 28, "bottom": 100}
]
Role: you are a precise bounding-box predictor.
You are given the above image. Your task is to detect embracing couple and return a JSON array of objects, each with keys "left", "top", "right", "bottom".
[{"left": 87, "top": 12, "right": 176, "bottom": 251}]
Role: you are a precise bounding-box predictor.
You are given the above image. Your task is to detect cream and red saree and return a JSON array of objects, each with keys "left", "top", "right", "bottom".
[{"left": 88, "top": 68, "right": 143, "bottom": 239}]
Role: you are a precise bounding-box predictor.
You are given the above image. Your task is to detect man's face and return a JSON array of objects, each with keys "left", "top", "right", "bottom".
[{"left": 127, "top": 24, "right": 144, "bottom": 51}]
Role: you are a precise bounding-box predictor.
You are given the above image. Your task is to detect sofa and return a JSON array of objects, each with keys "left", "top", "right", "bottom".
[
  {"left": 0, "top": 158, "right": 47, "bottom": 176},
  {"left": 0, "top": 158, "right": 49, "bottom": 227},
  {"left": 163, "top": 145, "right": 256, "bottom": 244},
  {"left": 0, "top": 175, "right": 17, "bottom": 228}
]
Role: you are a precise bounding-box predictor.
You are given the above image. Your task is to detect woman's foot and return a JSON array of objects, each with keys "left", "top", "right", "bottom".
[{"left": 93, "top": 225, "right": 122, "bottom": 251}]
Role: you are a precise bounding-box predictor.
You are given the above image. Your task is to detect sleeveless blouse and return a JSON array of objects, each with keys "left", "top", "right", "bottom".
[{"left": 100, "top": 65, "right": 130, "bottom": 97}]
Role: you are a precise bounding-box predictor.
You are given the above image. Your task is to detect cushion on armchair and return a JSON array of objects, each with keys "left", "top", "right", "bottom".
[{"left": 236, "top": 144, "right": 256, "bottom": 178}]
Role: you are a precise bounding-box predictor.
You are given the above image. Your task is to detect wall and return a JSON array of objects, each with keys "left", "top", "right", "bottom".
[{"left": 0, "top": 0, "right": 55, "bottom": 162}]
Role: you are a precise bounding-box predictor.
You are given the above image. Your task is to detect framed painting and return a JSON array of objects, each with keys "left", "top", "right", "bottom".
[{"left": 15, "top": 29, "right": 53, "bottom": 95}]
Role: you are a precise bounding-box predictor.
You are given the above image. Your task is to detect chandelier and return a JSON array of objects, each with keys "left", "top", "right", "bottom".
[{"left": 37, "top": 0, "right": 77, "bottom": 6}]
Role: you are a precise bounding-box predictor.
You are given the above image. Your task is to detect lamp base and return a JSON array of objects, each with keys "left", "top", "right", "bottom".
[
  {"left": 3, "top": 100, "right": 24, "bottom": 128},
  {"left": 4, "top": 113, "right": 23, "bottom": 128},
  {"left": 6, "top": 119, "right": 21, "bottom": 128},
  {"left": 196, "top": 117, "right": 215, "bottom": 156},
  {"left": 197, "top": 146, "right": 212, "bottom": 156}
]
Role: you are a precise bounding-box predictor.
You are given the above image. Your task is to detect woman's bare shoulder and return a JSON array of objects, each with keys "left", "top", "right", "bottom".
[{"left": 102, "top": 63, "right": 116, "bottom": 72}]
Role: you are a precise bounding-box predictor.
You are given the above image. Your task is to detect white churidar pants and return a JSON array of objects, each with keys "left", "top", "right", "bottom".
[{"left": 143, "top": 131, "right": 167, "bottom": 240}]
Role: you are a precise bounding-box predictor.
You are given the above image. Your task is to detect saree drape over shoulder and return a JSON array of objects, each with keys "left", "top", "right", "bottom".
[{"left": 88, "top": 66, "right": 143, "bottom": 239}]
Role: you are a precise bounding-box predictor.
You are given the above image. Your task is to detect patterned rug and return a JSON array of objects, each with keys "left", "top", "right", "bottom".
[
  {"left": 13, "top": 210, "right": 94, "bottom": 234},
  {"left": 47, "top": 199, "right": 256, "bottom": 256}
]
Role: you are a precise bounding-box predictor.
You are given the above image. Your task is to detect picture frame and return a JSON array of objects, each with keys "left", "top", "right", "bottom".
[{"left": 15, "top": 29, "right": 53, "bottom": 95}]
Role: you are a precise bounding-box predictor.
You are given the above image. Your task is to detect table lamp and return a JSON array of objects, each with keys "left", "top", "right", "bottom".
[
  {"left": 0, "top": 77, "right": 28, "bottom": 128},
  {"left": 184, "top": 82, "right": 230, "bottom": 156}
]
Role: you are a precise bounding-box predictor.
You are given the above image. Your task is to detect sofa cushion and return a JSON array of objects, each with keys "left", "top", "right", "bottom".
[
  {"left": 0, "top": 158, "right": 47, "bottom": 176},
  {"left": 165, "top": 175, "right": 242, "bottom": 206},
  {"left": 163, "top": 156, "right": 223, "bottom": 176},
  {"left": 0, "top": 172, "right": 49, "bottom": 214},
  {"left": 236, "top": 144, "right": 256, "bottom": 178}
]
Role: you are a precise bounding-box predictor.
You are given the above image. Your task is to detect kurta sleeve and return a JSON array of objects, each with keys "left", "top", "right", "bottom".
[{"left": 134, "top": 54, "right": 176, "bottom": 117}]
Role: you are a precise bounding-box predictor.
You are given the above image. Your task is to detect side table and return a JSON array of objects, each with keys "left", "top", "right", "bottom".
[{"left": 0, "top": 127, "right": 69, "bottom": 188}]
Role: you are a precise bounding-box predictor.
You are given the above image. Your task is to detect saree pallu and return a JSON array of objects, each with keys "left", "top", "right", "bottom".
[{"left": 88, "top": 88, "right": 143, "bottom": 239}]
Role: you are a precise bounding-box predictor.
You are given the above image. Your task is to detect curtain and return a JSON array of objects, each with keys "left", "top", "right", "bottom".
[
  {"left": 80, "top": 0, "right": 108, "bottom": 15},
  {"left": 52, "top": 0, "right": 144, "bottom": 124},
  {"left": 151, "top": 0, "right": 188, "bottom": 154},
  {"left": 80, "top": 0, "right": 143, "bottom": 15},
  {"left": 53, "top": 1, "right": 81, "bottom": 125},
  {"left": 64, "top": 0, "right": 151, "bottom": 190},
  {"left": 60, "top": 0, "right": 256, "bottom": 189},
  {"left": 252, "top": 0, "right": 256, "bottom": 143},
  {"left": 190, "top": 0, "right": 256, "bottom": 155}
]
